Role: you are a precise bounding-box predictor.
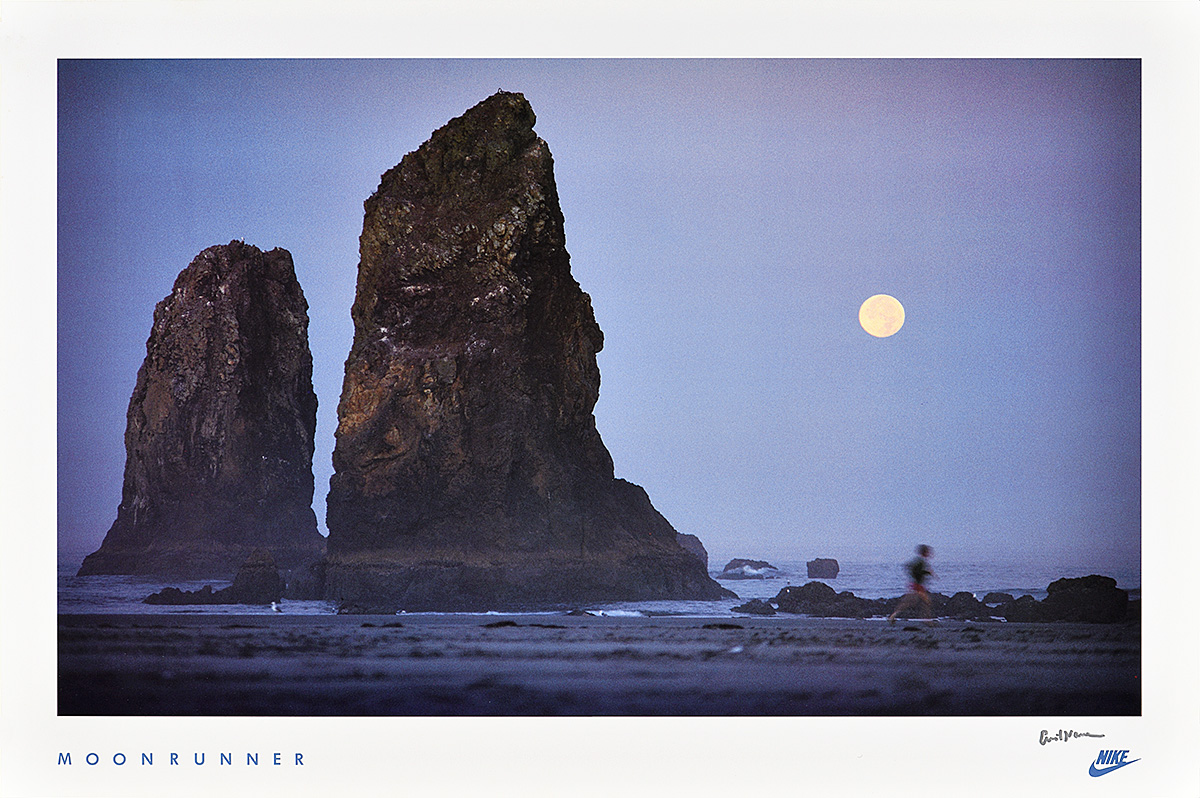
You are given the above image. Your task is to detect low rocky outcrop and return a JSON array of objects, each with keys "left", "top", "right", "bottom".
[
  {"left": 767, "top": 575, "right": 1131, "bottom": 623},
  {"left": 983, "top": 592, "right": 1016, "bottom": 605},
  {"left": 336, "top": 602, "right": 400, "bottom": 616},
  {"left": 79, "top": 241, "right": 326, "bottom": 580},
  {"left": 940, "top": 591, "right": 987, "bottom": 620},
  {"left": 806, "top": 558, "right": 839, "bottom": 579},
  {"left": 144, "top": 549, "right": 285, "bottom": 605},
  {"left": 1042, "top": 575, "right": 1129, "bottom": 623},
  {"left": 718, "top": 559, "right": 780, "bottom": 580},
  {"left": 993, "top": 577, "right": 1129, "bottom": 623},
  {"left": 775, "top": 580, "right": 836, "bottom": 608},
  {"left": 994, "top": 594, "right": 1044, "bottom": 622},
  {"left": 322, "top": 92, "right": 728, "bottom": 611},
  {"left": 731, "top": 598, "right": 776, "bottom": 616},
  {"left": 773, "top": 582, "right": 892, "bottom": 618}
]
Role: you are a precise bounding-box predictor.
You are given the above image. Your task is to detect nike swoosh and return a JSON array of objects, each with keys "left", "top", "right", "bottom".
[{"left": 1089, "top": 758, "right": 1140, "bottom": 777}]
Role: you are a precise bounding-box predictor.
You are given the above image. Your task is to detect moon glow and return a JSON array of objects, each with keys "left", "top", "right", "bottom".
[{"left": 859, "top": 294, "right": 905, "bottom": 338}]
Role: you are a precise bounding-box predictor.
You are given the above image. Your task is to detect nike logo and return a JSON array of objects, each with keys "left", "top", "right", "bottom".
[{"left": 1089, "top": 758, "right": 1140, "bottom": 777}]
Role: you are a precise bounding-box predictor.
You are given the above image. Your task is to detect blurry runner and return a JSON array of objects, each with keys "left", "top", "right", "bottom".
[{"left": 888, "top": 544, "right": 934, "bottom": 624}]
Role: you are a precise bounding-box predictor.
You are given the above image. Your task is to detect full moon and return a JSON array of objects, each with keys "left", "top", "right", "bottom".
[{"left": 859, "top": 294, "right": 905, "bottom": 338}]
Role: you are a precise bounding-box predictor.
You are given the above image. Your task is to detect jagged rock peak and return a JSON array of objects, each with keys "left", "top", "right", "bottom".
[
  {"left": 353, "top": 91, "right": 570, "bottom": 328},
  {"left": 78, "top": 241, "right": 325, "bottom": 578},
  {"left": 325, "top": 93, "right": 729, "bottom": 610},
  {"left": 376, "top": 90, "right": 538, "bottom": 204}
]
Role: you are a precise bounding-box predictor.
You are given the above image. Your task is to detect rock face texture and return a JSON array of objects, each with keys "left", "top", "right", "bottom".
[
  {"left": 78, "top": 242, "right": 326, "bottom": 578},
  {"left": 324, "top": 92, "right": 727, "bottom": 610}
]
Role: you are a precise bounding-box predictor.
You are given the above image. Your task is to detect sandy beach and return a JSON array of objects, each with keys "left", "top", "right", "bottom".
[{"left": 58, "top": 613, "right": 1140, "bottom": 716}]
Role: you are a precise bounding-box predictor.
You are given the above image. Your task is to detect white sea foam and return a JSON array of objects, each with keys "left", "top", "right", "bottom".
[{"left": 733, "top": 566, "right": 779, "bottom": 578}]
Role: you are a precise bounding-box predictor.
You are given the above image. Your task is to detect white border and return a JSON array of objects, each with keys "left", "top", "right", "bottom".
[{"left": 3, "top": 2, "right": 1198, "bottom": 796}]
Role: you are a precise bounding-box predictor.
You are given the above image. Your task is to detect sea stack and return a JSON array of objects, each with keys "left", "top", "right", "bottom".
[
  {"left": 325, "top": 92, "right": 728, "bottom": 610},
  {"left": 78, "top": 242, "right": 326, "bottom": 578}
]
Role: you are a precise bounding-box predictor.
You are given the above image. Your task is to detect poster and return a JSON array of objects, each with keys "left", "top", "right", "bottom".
[{"left": 3, "top": 2, "right": 1198, "bottom": 795}]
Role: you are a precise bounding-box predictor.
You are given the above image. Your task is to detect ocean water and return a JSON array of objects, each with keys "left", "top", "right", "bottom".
[{"left": 58, "top": 555, "right": 1140, "bottom": 618}]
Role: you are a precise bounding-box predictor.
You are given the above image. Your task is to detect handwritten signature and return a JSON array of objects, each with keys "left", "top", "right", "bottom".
[{"left": 1040, "top": 729, "right": 1105, "bottom": 746}]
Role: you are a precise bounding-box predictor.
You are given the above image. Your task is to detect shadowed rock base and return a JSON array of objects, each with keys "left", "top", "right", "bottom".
[{"left": 324, "top": 549, "right": 725, "bottom": 612}]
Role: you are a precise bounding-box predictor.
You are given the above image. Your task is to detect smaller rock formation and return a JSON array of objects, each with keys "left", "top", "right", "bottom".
[
  {"left": 806, "top": 558, "right": 840, "bottom": 579},
  {"left": 993, "top": 577, "right": 1128, "bottom": 623},
  {"left": 941, "top": 591, "right": 986, "bottom": 620},
  {"left": 142, "top": 585, "right": 219, "bottom": 605},
  {"left": 144, "top": 549, "right": 285, "bottom": 605},
  {"left": 731, "top": 598, "right": 776, "bottom": 616},
  {"left": 774, "top": 582, "right": 888, "bottom": 618},
  {"left": 79, "top": 241, "right": 326, "bottom": 579},
  {"left": 1042, "top": 575, "right": 1128, "bottom": 623},
  {"left": 718, "top": 559, "right": 780, "bottom": 580},
  {"left": 983, "top": 592, "right": 1016, "bottom": 605},
  {"left": 994, "top": 594, "right": 1043, "bottom": 622}
]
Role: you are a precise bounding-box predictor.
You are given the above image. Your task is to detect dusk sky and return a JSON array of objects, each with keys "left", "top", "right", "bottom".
[{"left": 57, "top": 59, "right": 1140, "bottom": 572}]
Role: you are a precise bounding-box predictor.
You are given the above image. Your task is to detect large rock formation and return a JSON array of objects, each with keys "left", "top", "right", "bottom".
[
  {"left": 78, "top": 242, "right": 326, "bottom": 578},
  {"left": 324, "top": 92, "right": 729, "bottom": 610}
]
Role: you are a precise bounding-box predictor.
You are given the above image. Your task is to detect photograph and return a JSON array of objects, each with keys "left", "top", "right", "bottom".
[
  {"left": 55, "top": 58, "right": 1143, "bottom": 718},
  {"left": 3, "top": 2, "right": 1198, "bottom": 796}
]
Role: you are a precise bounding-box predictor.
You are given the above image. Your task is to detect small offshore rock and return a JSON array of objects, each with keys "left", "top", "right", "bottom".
[
  {"left": 718, "top": 559, "right": 780, "bottom": 580},
  {"left": 773, "top": 581, "right": 836, "bottom": 613},
  {"left": 806, "top": 558, "right": 840, "bottom": 579}
]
